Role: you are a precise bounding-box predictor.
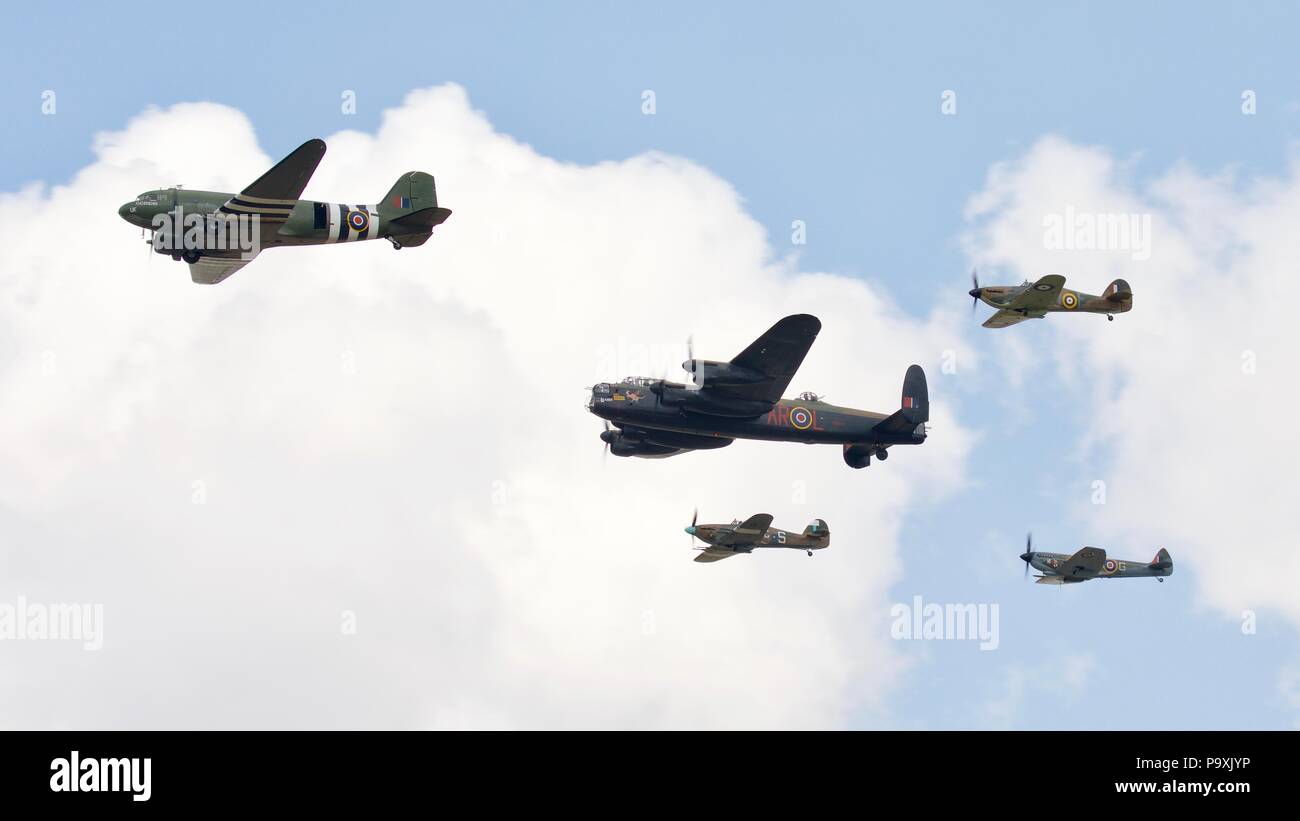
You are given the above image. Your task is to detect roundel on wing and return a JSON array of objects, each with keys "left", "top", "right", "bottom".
[{"left": 1034, "top": 282, "right": 1053, "bottom": 291}]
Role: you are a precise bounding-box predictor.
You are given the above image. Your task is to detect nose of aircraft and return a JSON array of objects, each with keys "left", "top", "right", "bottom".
[
  {"left": 118, "top": 201, "right": 135, "bottom": 222},
  {"left": 968, "top": 287, "right": 982, "bottom": 298},
  {"left": 1019, "top": 552, "right": 1032, "bottom": 562},
  {"left": 685, "top": 526, "right": 697, "bottom": 535}
]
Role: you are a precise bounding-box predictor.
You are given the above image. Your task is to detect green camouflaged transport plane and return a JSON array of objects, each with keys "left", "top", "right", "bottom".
[
  {"left": 1018, "top": 534, "right": 1173, "bottom": 584},
  {"left": 685, "top": 510, "right": 830, "bottom": 562},
  {"left": 117, "top": 139, "right": 451, "bottom": 284},
  {"left": 587, "top": 314, "right": 928, "bottom": 468},
  {"left": 969, "top": 270, "right": 1132, "bottom": 328}
]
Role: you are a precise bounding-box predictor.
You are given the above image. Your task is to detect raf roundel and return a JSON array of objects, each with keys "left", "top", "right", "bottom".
[
  {"left": 790, "top": 406, "right": 814, "bottom": 431},
  {"left": 348, "top": 210, "right": 369, "bottom": 232},
  {"left": 1061, "top": 291, "right": 1079, "bottom": 310},
  {"left": 1104, "top": 559, "right": 1118, "bottom": 574}
]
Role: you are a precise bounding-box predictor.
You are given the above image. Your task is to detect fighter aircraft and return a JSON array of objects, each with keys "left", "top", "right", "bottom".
[
  {"left": 587, "top": 314, "right": 928, "bottom": 468},
  {"left": 685, "top": 510, "right": 830, "bottom": 562},
  {"left": 1019, "top": 534, "right": 1173, "bottom": 584},
  {"left": 969, "top": 270, "right": 1132, "bottom": 328},
  {"left": 117, "top": 139, "right": 451, "bottom": 284}
]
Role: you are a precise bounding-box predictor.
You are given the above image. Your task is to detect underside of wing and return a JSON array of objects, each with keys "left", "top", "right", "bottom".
[
  {"left": 218, "top": 139, "right": 327, "bottom": 239},
  {"left": 1061, "top": 546, "right": 1106, "bottom": 580},
  {"left": 982, "top": 309, "right": 1031, "bottom": 329},
  {"left": 720, "top": 314, "right": 821, "bottom": 404},
  {"left": 189, "top": 254, "right": 257, "bottom": 285},
  {"left": 694, "top": 549, "right": 742, "bottom": 563}
]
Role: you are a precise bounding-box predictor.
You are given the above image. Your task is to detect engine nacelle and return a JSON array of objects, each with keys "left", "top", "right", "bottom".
[
  {"left": 843, "top": 443, "right": 887, "bottom": 469},
  {"left": 680, "top": 360, "right": 766, "bottom": 388}
]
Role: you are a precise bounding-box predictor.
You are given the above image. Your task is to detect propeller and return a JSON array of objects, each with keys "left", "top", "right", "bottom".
[
  {"left": 684, "top": 334, "right": 700, "bottom": 387},
  {"left": 969, "top": 268, "right": 982, "bottom": 313},
  {"left": 1019, "top": 532, "right": 1033, "bottom": 580},
  {"left": 601, "top": 420, "right": 613, "bottom": 463},
  {"left": 685, "top": 507, "right": 699, "bottom": 547}
]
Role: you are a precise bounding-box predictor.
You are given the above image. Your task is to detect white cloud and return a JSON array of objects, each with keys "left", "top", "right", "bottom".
[
  {"left": 964, "top": 135, "right": 1300, "bottom": 630},
  {"left": 0, "top": 85, "right": 972, "bottom": 728},
  {"left": 980, "top": 653, "right": 1096, "bottom": 729}
]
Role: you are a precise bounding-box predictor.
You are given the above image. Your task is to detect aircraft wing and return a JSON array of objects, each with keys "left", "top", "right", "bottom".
[
  {"left": 718, "top": 314, "right": 821, "bottom": 404},
  {"left": 713, "top": 513, "right": 774, "bottom": 546},
  {"left": 1061, "top": 546, "right": 1107, "bottom": 580},
  {"left": 189, "top": 253, "right": 257, "bottom": 285},
  {"left": 981, "top": 309, "right": 1031, "bottom": 329},
  {"left": 694, "top": 550, "right": 741, "bottom": 563},
  {"left": 1008, "top": 274, "right": 1066, "bottom": 310},
  {"left": 217, "top": 139, "right": 326, "bottom": 240}
]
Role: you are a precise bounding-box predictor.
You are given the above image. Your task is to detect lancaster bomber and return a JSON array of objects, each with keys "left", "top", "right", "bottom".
[
  {"left": 969, "top": 271, "right": 1132, "bottom": 328},
  {"left": 588, "top": 314, "right": 928, "bottom": 468},
  {"left": 117, "top": 139, "right": 451, "bottom": 284},
  {"left": 685, "top": 510, "right": 830, "bottom": 562},
  {"left": 1019, "top": 534, "right": 1173, "bottom": 584}
]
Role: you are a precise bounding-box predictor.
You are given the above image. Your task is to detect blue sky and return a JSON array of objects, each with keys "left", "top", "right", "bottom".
[{"left": 4, "top": 2, "right": 1298, "bottom": 728}]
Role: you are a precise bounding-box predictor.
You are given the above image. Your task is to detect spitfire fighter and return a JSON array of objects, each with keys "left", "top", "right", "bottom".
[
  {"left": 588, "top": 314, "right": 928, "bottom": 468},
  {"left": 685, "top": 511, "right": 829, "bottom": 562},
  {"left": 1018, "top": 534, "right": 1173, "bottom": 584},
  {"left": 969, "top": 271, "right": 1132, "bottom": 328},
  {"left": 117, "top": 139, "right": 451, "bottom": 284}
]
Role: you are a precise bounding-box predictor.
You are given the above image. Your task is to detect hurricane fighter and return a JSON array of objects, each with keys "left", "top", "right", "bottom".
[
  {"left": 969, "top": 271, "right": 1132, "bottom": 328},
  {"left": 685, "top": 511, "right": 830, "bottom": 562}
]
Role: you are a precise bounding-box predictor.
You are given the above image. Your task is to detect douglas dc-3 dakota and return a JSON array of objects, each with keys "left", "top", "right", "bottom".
[
  {"left": 969, "top": 270, "right": 1133, "bottom": 328},
  {"left": 117, "top": 138, "right": 451, "bottom": 284},
  {"left": 1019, "top": 534, "right": 1174, "bottom": 584},
  {"left": 588, "top": 314, "right": 928, "bottom": 468},
  {"left": 685, "top": 510, "right": 830, "bottom": 562}
]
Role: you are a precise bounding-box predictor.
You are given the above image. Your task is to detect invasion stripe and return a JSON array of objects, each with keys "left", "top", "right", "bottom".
[{"left": 234, "top": 194, "right": 299, "bottom": 205}]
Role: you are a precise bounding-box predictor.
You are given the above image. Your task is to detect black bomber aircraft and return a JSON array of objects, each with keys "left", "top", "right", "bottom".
[
  {"left": 117, "top": 138, "right": 451, "bottom": 284},
  {"left": 587, "top": 314, "right": 929, "bottom": 468}
]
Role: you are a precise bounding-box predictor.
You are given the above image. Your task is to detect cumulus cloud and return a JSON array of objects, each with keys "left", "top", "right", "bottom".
[
  {"left": 0, "top": 85, "right": 971, "bottom": 728},
  {"left": 964, "top": 135, "right": 1300, "bottom": 630}
]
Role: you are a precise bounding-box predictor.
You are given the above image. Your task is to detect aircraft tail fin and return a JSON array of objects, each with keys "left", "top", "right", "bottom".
[
  {"left": 898, "top": 364, "right": 929, "bottom": 424},
  {"left": 379, "top": 172, "right": 452, "bottom": 243},
  {"left": 1149, "top": 547, "right": 1173, "bottom": 574},
  {"left": 803, "top": 518, "right": 829, "bottom": 539},
  {"left": 874, "top": 365, "right": 929, "bottom": 437},
  {"left": 1103, "top": 278, "right": 1133, "bottom": 310}
]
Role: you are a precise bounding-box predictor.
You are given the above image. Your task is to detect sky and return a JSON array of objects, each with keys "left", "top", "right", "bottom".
[{"left": 1, "top": 2, "right": 1298, "bottom": 728}]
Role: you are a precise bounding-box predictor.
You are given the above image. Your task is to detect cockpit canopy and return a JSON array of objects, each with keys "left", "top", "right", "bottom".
[{"left": 796, "top": 390, "right": 822, "bottom": 402}]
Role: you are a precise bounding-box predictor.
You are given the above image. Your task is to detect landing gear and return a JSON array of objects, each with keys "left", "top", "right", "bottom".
[
  {"left": 873, "top": 448, "right": 889, "bottom": 461},
  {"left": 806, "top": 549, "right": 813, "bottom": 557},
  {"left": 171, "top": 253, "right": 182, "bottom": 262},
  {"left": 1107, "top": 314, "right": 1114, "bottom": 322},
  {"left": 386, "top": 236, "right": 403, "bottom": 250},
  {"left": 181, "top": 249, "right": 202, "bottom": 264}
]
